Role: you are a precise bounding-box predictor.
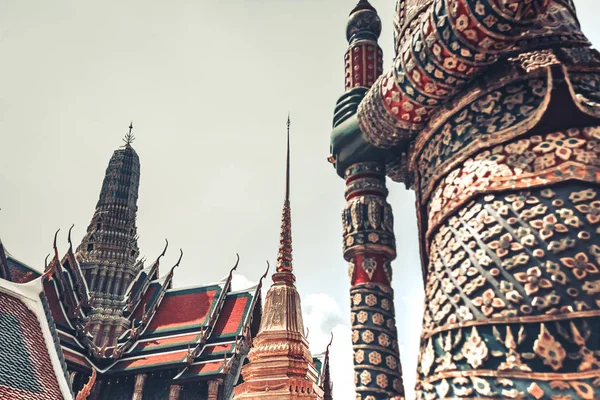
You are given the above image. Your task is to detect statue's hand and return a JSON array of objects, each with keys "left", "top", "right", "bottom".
[{"left": 330, "top": 88, "right": 388, "bottom": 177}]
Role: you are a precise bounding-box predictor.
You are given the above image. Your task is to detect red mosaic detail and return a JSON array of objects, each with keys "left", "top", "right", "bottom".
[
  {"left": 345, "top": 43, "right": 383, "bottom": 90},
  {"left": 144, "top": 288, "right": 220, "bottom": 334},
  {"left": 133, "top": 332, "right": 202, "bottom": 353},
  {"left": 112, "top": 349, "right": 188, "bottom": 371},
  {"left": 425, "top": 129, "right": 600, "bottom": 240},
  {"left": 422, "top": 12, "right": 481, "bottom": 75},
  {"left": 351, "top": 254, "right": 391, "bottom": 286},
  {"left": 380, "top": 70, "right": 434, "bottom": 125},
  {"left": 402, "top": 41, "right": 452, "bottom": 99},
  {"left": 0, "top": 293, "right": 65, "bottom": 400},
  {"left": 212, "top": 294, "right": 250, "bottom": 337},
  {"left": 448, "top": 0, "right": 511, "bottom": 52}
]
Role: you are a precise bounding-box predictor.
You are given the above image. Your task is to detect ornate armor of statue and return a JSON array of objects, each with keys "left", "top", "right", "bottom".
[{"left": 330, "top": 1, "right": 600, "bottom": 399}]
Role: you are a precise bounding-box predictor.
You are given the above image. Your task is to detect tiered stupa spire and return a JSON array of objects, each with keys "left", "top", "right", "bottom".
[
  {"left": 276, "top": 114, "right": 293, "bottom": 274},
  {"left": 75, "top": 123, "right": 142, "bottom": 347},
  {"left": 233, "top": 117, "right": 323, "bottom": 399}
]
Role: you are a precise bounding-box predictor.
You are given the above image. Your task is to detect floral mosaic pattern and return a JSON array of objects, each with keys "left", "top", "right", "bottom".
[
  {"left": 416, "top": 77, "right": 550, "bottom": 195},
  {"left": 425, "top": 127, "right": 600, "bottom": 238},
  {"left": 417, "top": 183, "right": 600, "bottom": 399}
]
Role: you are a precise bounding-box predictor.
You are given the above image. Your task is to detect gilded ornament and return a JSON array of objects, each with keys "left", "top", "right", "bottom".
[
  {"left": 372, "top": 313, "right": 384, "bottom": 325},
  {"left": 362, "top": 257, "right": 377, "bottom": 279},
  {"left": 470, "top": 376, "right": 496, "bottom": 396},
  {"left": 386, "top": 355, "right": 397, "bottom": 370},
  {"left": 472, "top": 288, "right": 506, "bottom": 316},
  {"left": 362, "top": 330, "right": 375, "bottom": 344},
  {"left": 378, "top": 332, "right": 390, "bottom": 347},
  {"left": 514, "top": 266, "right": 553, "bottom": 295},
  {"left": 570, "top": 381, "right": 595, "bottom": 400},
  {"left": 360, "top": 370, "right": 372, "bottom": 386},
  {"left": 461, "top": 327, "right": 489, "bottom": 369},
  {"left": 533, "top": 323, "right": 566, "bottom": 371},
  {"left": 369, "top": 351, "right": 382, "bottom": 365},
  {"left": 355, "top": 349, "right": 365, "bottom": 363},
  {"left": 437, "top": 379, "right": 449, "bottom": 398},
  {"left": 365, "top": 294, "right": 377, "bottom": 307},
  {"left": 528, "top": 382, "right": 546, "bottom": 400},
  {"left": 357, "top": 311, "right": 369, "bottom": 324},
  {"left": 368, "top": 232, "right": 379, "bottom": 243},
  {"left": 560, "top": 253, "right": 599, "bottom": 280},
  {"left": 376, "top": 373, "right": 388, "bottom": 389},
  {"left": 421, "top": 338, "right": 435, "bottom": 376}
]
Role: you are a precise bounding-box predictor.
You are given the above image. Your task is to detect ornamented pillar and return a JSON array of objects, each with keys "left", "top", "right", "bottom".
[
  {"left": 132, "top": 373, "right": 147, "bottom": 400},
  {"left": 208, "top": 379, "right": 222, "bottom": 400},
  {"left": 104, "top": 267, "right": 116, "bottom": 295},
  {"left": 113, "top": 271, "right": 123, "bottom": 296},
  {"left": 89, "top": 269, "right": 98, "bottom": 291},
  {"left": 95, "top": 267, "right": 107, "bottom": 293},
  {"left": 168, "top": 384, "right": 181, "bottom": 400},
  {"left": 343, "top": 162, "right": 405, "bottom": 399}
]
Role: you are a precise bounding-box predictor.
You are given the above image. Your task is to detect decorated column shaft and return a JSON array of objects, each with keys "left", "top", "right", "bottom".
[
  {"left": 333, "top": 2, "right": 406, "bottom": 399},
  {"left": 207, "top": 379, "right": 222, "bottom": 400},
  {"left": 343, "top": 162, "right": 405, "bottom": 399},
  {"left": 168, "top": 384, "right": 182, "bottom": 400},
  {"left": 132, "top": 373, "right": 147, "bottom": 400}
]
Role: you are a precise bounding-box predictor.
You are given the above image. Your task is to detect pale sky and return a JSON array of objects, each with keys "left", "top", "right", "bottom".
[{"left": 1, "top": 1, "right": 599, "bottom": 398}]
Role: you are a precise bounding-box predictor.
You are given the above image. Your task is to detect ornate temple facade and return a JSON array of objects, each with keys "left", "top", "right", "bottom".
[
  {"left": 0, "top": 122, "right": 332, "bottom": 399},
  {"left": 330, "top": 0, "right": 600, "bottom": 399}
]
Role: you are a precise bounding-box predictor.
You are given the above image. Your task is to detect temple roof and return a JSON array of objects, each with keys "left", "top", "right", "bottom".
[
  {"left": 0, "top": 277, "right": 73, "bottom": 399},
  {"left": 0, "top": 238, "right": 263, "bottom": 384},
  {"left": 0, "top": 240, "right": 41, "bottom": 283}
]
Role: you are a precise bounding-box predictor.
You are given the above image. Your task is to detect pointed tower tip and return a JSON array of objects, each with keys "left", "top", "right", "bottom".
[
  {"left": 285, "top": 114, "right": 291, "bottom": 202},
  {"left": 276, "top": 114, "right": 293, "bottom": 274},
  {"left": 350, "top": 0, "right": 376, "bottom": 15},
  {"left": 123, "top": 121, "right": 135, "bottom": 146}
]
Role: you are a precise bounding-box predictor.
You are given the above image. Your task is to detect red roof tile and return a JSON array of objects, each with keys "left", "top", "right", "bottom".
[
  {"left": 174, "top": 359, "right": 227, "bottom": 381},
  {"left": 43, "top": 279, "right": 71, "bottom": 330},
  {"left": 111, "top": 349, "right": 188, "bottom": 372},
  {"left": 130, "top": 332, "right": 202, "bottom": 354},
  {"left": 211, "top": 293, "right": 251, "bottom": 338},
  {"left": 202, "top": 343, "right": 234, "bottom": 356},
  {"left": 0, "top": 292, "right": 66, "bottom": 399},
  {"left": 132, "top": 282, "right": 161, "bottom": 320},
  {"left": 143, "top": 286, "right": 221, "bottom": 335}
]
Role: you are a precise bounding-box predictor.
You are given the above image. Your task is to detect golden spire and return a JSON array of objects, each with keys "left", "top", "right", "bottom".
[{"left": 276, "top": 113, "right": 293, "bottom": 274}]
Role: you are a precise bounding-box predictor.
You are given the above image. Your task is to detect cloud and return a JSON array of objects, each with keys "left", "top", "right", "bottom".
[
  {"left": 302, "top": 293, "right": 356, "bottom": 399},
  {"left": 230, "top": 273, "right": 256, "bottom": 292}
]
